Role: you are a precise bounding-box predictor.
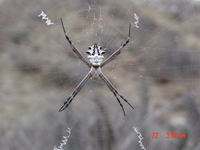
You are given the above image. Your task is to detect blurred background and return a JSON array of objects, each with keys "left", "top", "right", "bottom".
[{"left": 0, "top": 0, "right": 200, "bottom": 149}]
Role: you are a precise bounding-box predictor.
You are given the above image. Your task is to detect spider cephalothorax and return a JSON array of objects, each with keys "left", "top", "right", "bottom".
[{"left": 59, "top": 18, "right": 134, "bottom": 116}]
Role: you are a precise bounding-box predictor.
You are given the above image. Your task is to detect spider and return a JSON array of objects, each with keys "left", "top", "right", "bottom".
[{"left": 59, "top": 18, "right": 134, "bottom": 116}]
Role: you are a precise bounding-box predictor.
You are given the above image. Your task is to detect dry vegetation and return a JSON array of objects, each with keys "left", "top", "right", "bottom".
[{"left": 0, "top": 0, "right": 200, "bottom": 150}]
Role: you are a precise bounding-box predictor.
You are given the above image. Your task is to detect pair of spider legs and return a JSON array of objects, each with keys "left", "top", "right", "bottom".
[
  {"left": 59, "top": 18, "right": 134, "bottom": 116},
  {"left": 59, "top": 71, "right": 134, "bottom": 116}
]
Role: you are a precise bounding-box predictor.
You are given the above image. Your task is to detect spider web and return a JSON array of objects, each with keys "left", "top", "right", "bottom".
[{"left": 0, "top": 0, "right": 200, "bottom": 150}]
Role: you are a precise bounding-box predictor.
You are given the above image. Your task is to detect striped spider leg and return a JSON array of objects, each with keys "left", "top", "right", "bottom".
[
  {"left": 100, "top": 23, "right": 131, "bottom": 67},
  {"left": 99, "top": 73, "right": 134, "bottom": 116},
  {"left": 59, "top": 72, "right": 92, "bottom": 112},
  {"left": 60, "top": 18, "right": 91, "bottom": 68},
  {"left": 59, "top": 18, "right": 134, "bottom": 115}
]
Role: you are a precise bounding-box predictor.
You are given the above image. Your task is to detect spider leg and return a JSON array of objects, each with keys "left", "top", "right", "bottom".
[
  {"left": 99, "top": 73, "right": 134, "bottom": 116},
  {"left": 60, "top": 18, "right": 91, "bottom": 68},
  {"left": 100, "top": 23, "right": 131, "bottom": 67},
  {"left": 59, "top": 72, "right": 92, "bottom": 112}
]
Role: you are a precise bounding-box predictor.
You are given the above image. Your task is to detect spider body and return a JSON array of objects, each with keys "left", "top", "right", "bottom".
[
  {"left": 87, "top": 43, "right": 105, "bottom": 78},
  {"left": 87, "top": 43, "right": 105, "bottom": 66},
  {"left": 90, "top": 66, "right": 102, "bottom": 79},
  {"left": 59, "top": 18, "right": 134, "bottom": 116}
]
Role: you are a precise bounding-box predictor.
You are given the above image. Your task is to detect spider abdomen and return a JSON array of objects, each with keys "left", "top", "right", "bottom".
[{"left": 88, "top": 55, "right": 104, "bottom": 66}]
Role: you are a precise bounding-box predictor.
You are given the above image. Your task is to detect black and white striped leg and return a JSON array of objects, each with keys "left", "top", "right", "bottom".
[
  {"left": 59, "top": 72, "right": 92, "bottom": 112},
  {"left": 99, "top": 73, "right": 134, "bottom": 116},
  {"left": 100, "top": 23, "right": 131, "bottom": 67},
  {"left": 60, "top": 18, "right": 91, "bottom": 68}
]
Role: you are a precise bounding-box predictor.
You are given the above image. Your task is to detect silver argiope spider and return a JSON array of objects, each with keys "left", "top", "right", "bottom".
[{"left": 59, "top": 18, "right": 134, "bottom": 116}]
